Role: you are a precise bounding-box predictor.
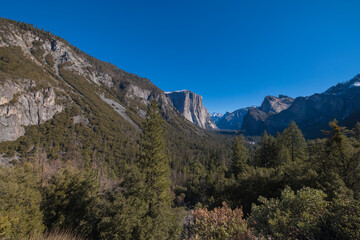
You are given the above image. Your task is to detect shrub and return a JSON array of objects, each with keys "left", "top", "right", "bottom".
[
  {"left": 0, "top": 163, "right": 44, "bottom": 239},
  {"left": 250, "top": 186, "right": 328, "bottom": 239},
  {"left": 188, "top": 202, "right": 256, "bottom": 240}
]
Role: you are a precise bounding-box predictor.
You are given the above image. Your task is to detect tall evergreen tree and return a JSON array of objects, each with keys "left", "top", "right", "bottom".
[
  {"left": 255, "top": 131, "right": 278, "bottom": 168},
  {"left": 136, "top": 100, "right": 178, "bottom": 239},
  {"left": 323, "top": 120, "right": 360, "bottom": 194},
  {"left": 230, "top": 136, "right": 248, "bottom": 176},
  {"left": 352, "top": 122, "right": 360, "bottom": 142},
  {"left": 278, "top": 121, "right": 308, "bottom": 163}
]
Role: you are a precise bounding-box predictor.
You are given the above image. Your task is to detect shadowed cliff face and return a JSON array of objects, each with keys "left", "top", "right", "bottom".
[
  {"left": 239, "top": 75, "right": 360, "bottom": 138},
  {"left": 214, "top": 95, "right": 294, "bottom": 133},
  {"left": 264, "top": 75, "right": 360, "bottom": 138},
  {"left": 241, "top": 95, "right": 294, "bottom": 135},
  {"left": 215, "top": 108, "right": 250, "bottom": 130},
  {"left": 165, "top": 90, "right": 218, "bottom": 130}
]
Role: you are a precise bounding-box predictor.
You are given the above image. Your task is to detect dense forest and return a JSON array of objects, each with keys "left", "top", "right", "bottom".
[
  {"left": 0, "top": 18, "right": 359, "bottom": 239},
  {"left": 1, "top": 101, "right": 359, "bottom": 239}
]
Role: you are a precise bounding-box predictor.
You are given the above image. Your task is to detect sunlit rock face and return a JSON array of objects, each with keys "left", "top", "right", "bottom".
[
  {"left": 0, "top": 80, "right": 63, "bottom": 141},
  {"left": 165, "top": 90, "right": 218, "bottom": 130}
]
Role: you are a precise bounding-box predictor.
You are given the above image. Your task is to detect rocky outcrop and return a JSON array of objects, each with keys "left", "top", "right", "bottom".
[
  {"left": 100, "top": 94, "right": 141, "bottom": 132},
  {"left": 259, "top": 95, "right": 294, "bottom": 113},
  {"left": 213, "top": 95, "right": 294, "bottom": 133},
  {"left": 0, "top": 21, "right": 181, "bottom": 135},
  {"left": 165, "top": 90, "right": 218, "bottom": 130},
  {"left": 0, "top": 80, "right": 63, "bottom": 141},
  {"left": 215, "top": 108, "right": 251, "bottom": 130},
  {"left": 210, "top": 113, "right": 223, "bottom": 123},
  {"left": 262, "top": 75, "right": 360, "bottom": 138},
  {"left": 241, "top": 95, "right": 294, "bottom": 135}
]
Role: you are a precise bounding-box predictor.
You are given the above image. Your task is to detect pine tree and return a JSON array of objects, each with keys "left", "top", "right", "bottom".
[
  {"left": 255, "top": 131, "right": 278, "bottom": 167},
  {"left": 352, "top": 122, "right": 360, "bottom": 142},
  {"left": 230, "top": 136, "right": 248, "bottom": 176},
  {"left": 278, "top": 121, "right": 308, "bottom": 163},
  {"left": 0, "top": 163, "right": 44, "bottom": 239},
  {"left": 136, "top": 100, "right": 178, "bottom": 239},
  {"left": 323, "top": 120, "right": 360, "bottom": 193}
]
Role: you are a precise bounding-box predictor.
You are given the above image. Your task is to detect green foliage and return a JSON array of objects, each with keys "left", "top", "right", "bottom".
[
  {"left": 277, "top": 121, "right": 308, "bottom": 163},
  {"left": 254, "top": 131, "right": 278, "bottom": 167},
  {"left": 45, "top": 53, "right": 55, "bottom": 68},
  {"left": 308, "top": 120, "right": 360, "bottom": 199},
  {"left": 230, "top": 136, "right": 248, "bottom": 176},
  {"left": 3, "top": 17, "right": 360, "bottom": 239},
  {"left": 41, "top": 169, "right": 99, "bottom": 237},
  {"left": 0, "top": 163, "right": 44, "bottom": 239},
  {"left": 0, "top": 46, "right": 53, "bottom": 86},
  {"left": 326, "top": 195, "right": 360, "bottom": 239},
  {"left": 250, "top": 186, "right": 328, "bottom": 240},
  {"left": 94, "top": 165, "right": 148, "bottom": 240},
  {"left": 136, "top": 100, "right": 179, "bottom": 239},
  {"left": 138, "top": 101, "right": 171, "bottom": 204},
  {"left": 324, "top": 120, "right": 360, "bottom": 191}
]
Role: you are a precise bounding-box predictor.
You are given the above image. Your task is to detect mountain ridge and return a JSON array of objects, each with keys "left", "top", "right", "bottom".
[
  {"left": 0, "top": 18, "right": 231, "bottom": 174},
  {"left": 212, "top": 75, "right": 360, "bottom": 138}
]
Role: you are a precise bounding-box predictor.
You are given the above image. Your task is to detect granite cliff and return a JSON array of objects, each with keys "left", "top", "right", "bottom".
[
  {"left": 215, "top": 107, "right": 251, "bottom": 131},
  {"left": 165, "top": 90, "right": 217, "bottom": 130},
  {"left": 215, "top": 75, "right": 360, "bottom": 138},
  {"left": 262, "top": 75, "right": 360, "bottom": 138},
  {"left": 0, "top": 80, "right": 62, "bottom": 141},
  {"left": 241, "top": 95, "right": 294, "bottom": 135},
  {"left": 214, "top": 95, "right": 293, "bottom": 132}
]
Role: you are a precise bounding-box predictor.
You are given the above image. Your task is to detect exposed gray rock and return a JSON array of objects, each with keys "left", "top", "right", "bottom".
[
  {"left": 210, "top": 112, "right": 223, "bottom": 123},
  {"left": 241, "top": 95, "right": 293, "bottom": 135},
  {"left": 215, "top": 95, "right": 294, "bottom": 132},
  {"left": 263, "top": 75, "right": 360, "bottom": 138},
  {"left": 0, "top": 80, "right": 63, "bottom": 141},
  {"left": 0, "top": 153, "right": 19, "bottom": 165},
  {"left": 138, "top": 109, "right": 146, "bottom": 118},
  {"left": 0, "top": 24, "right": 181, "bottom": 130},
  {"left": 259, "top": 95, "right": 294, "bottom": 113},
  {"left": 0, "top": 25, "right": 114, "bottom": 88},
  {"left": 216, "top": 107, "right": 252, "bottom": 130},
  {"left": 73, "top": 115, "right": 89, "bottom": 125},
  {"left": 165, "top": 90, "right": 218, "bottom": 130},
  {"left": 126, "top": 84, "right": 152, "bottom": 105},
  {"left": 100, "top": 94, "right": 141, "bottom": 131}
]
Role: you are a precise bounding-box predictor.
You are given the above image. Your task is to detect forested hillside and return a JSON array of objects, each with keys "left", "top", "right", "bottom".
[{"left": 0, "top": 18, "right": 359, "bottom": 240}]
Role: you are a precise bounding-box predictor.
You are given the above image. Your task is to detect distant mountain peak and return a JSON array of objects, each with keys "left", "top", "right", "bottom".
[
  {"left": 164, "top": 90, "right": 189, "bottom": 94},
  {"left": 211, "top": 112, "right": 223, "bottom": 117},
  {"left": 260, "top": 95, "right": 294, "bottom": 113},
  {"left": 210, "top": 112, "right": 223, "bottom": 123},
  {"left": 325, "top": 74, "right": 360, "bottom": 95}
]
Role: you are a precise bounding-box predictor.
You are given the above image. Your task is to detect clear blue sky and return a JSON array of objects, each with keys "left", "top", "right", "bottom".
[{"left": 2, "top": 0, "right": 360, "bottom": 113}]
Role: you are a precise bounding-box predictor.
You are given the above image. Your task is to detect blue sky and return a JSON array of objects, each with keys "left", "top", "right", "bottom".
[{"left": 2, "top": 0, "right": 360, "bottom": 113}]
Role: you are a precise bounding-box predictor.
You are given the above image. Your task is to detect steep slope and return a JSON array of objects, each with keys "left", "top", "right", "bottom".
[
  {"left": 214, "top": 95, "right": 293, "bottom": 132},
  {"left": 0, "top": 18, "right": 231, "bottom": 176},
  {"left": 259, "top": 95, "right": 294, "bottom": 113},
  {"left": 241, "top": 95, "right": 294, "bottom": 135},
  {"left": 263, "top": 74, "right": 360, "bottom": 138},
  {"left": 215, "top": 107, "right": 251, "bottom": 130},
  {"left": 210, "top": 112, "right": 223, "bottom": 123},
  {"left": 165, "top": 90, "right": 218, "bottom": 130}
]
